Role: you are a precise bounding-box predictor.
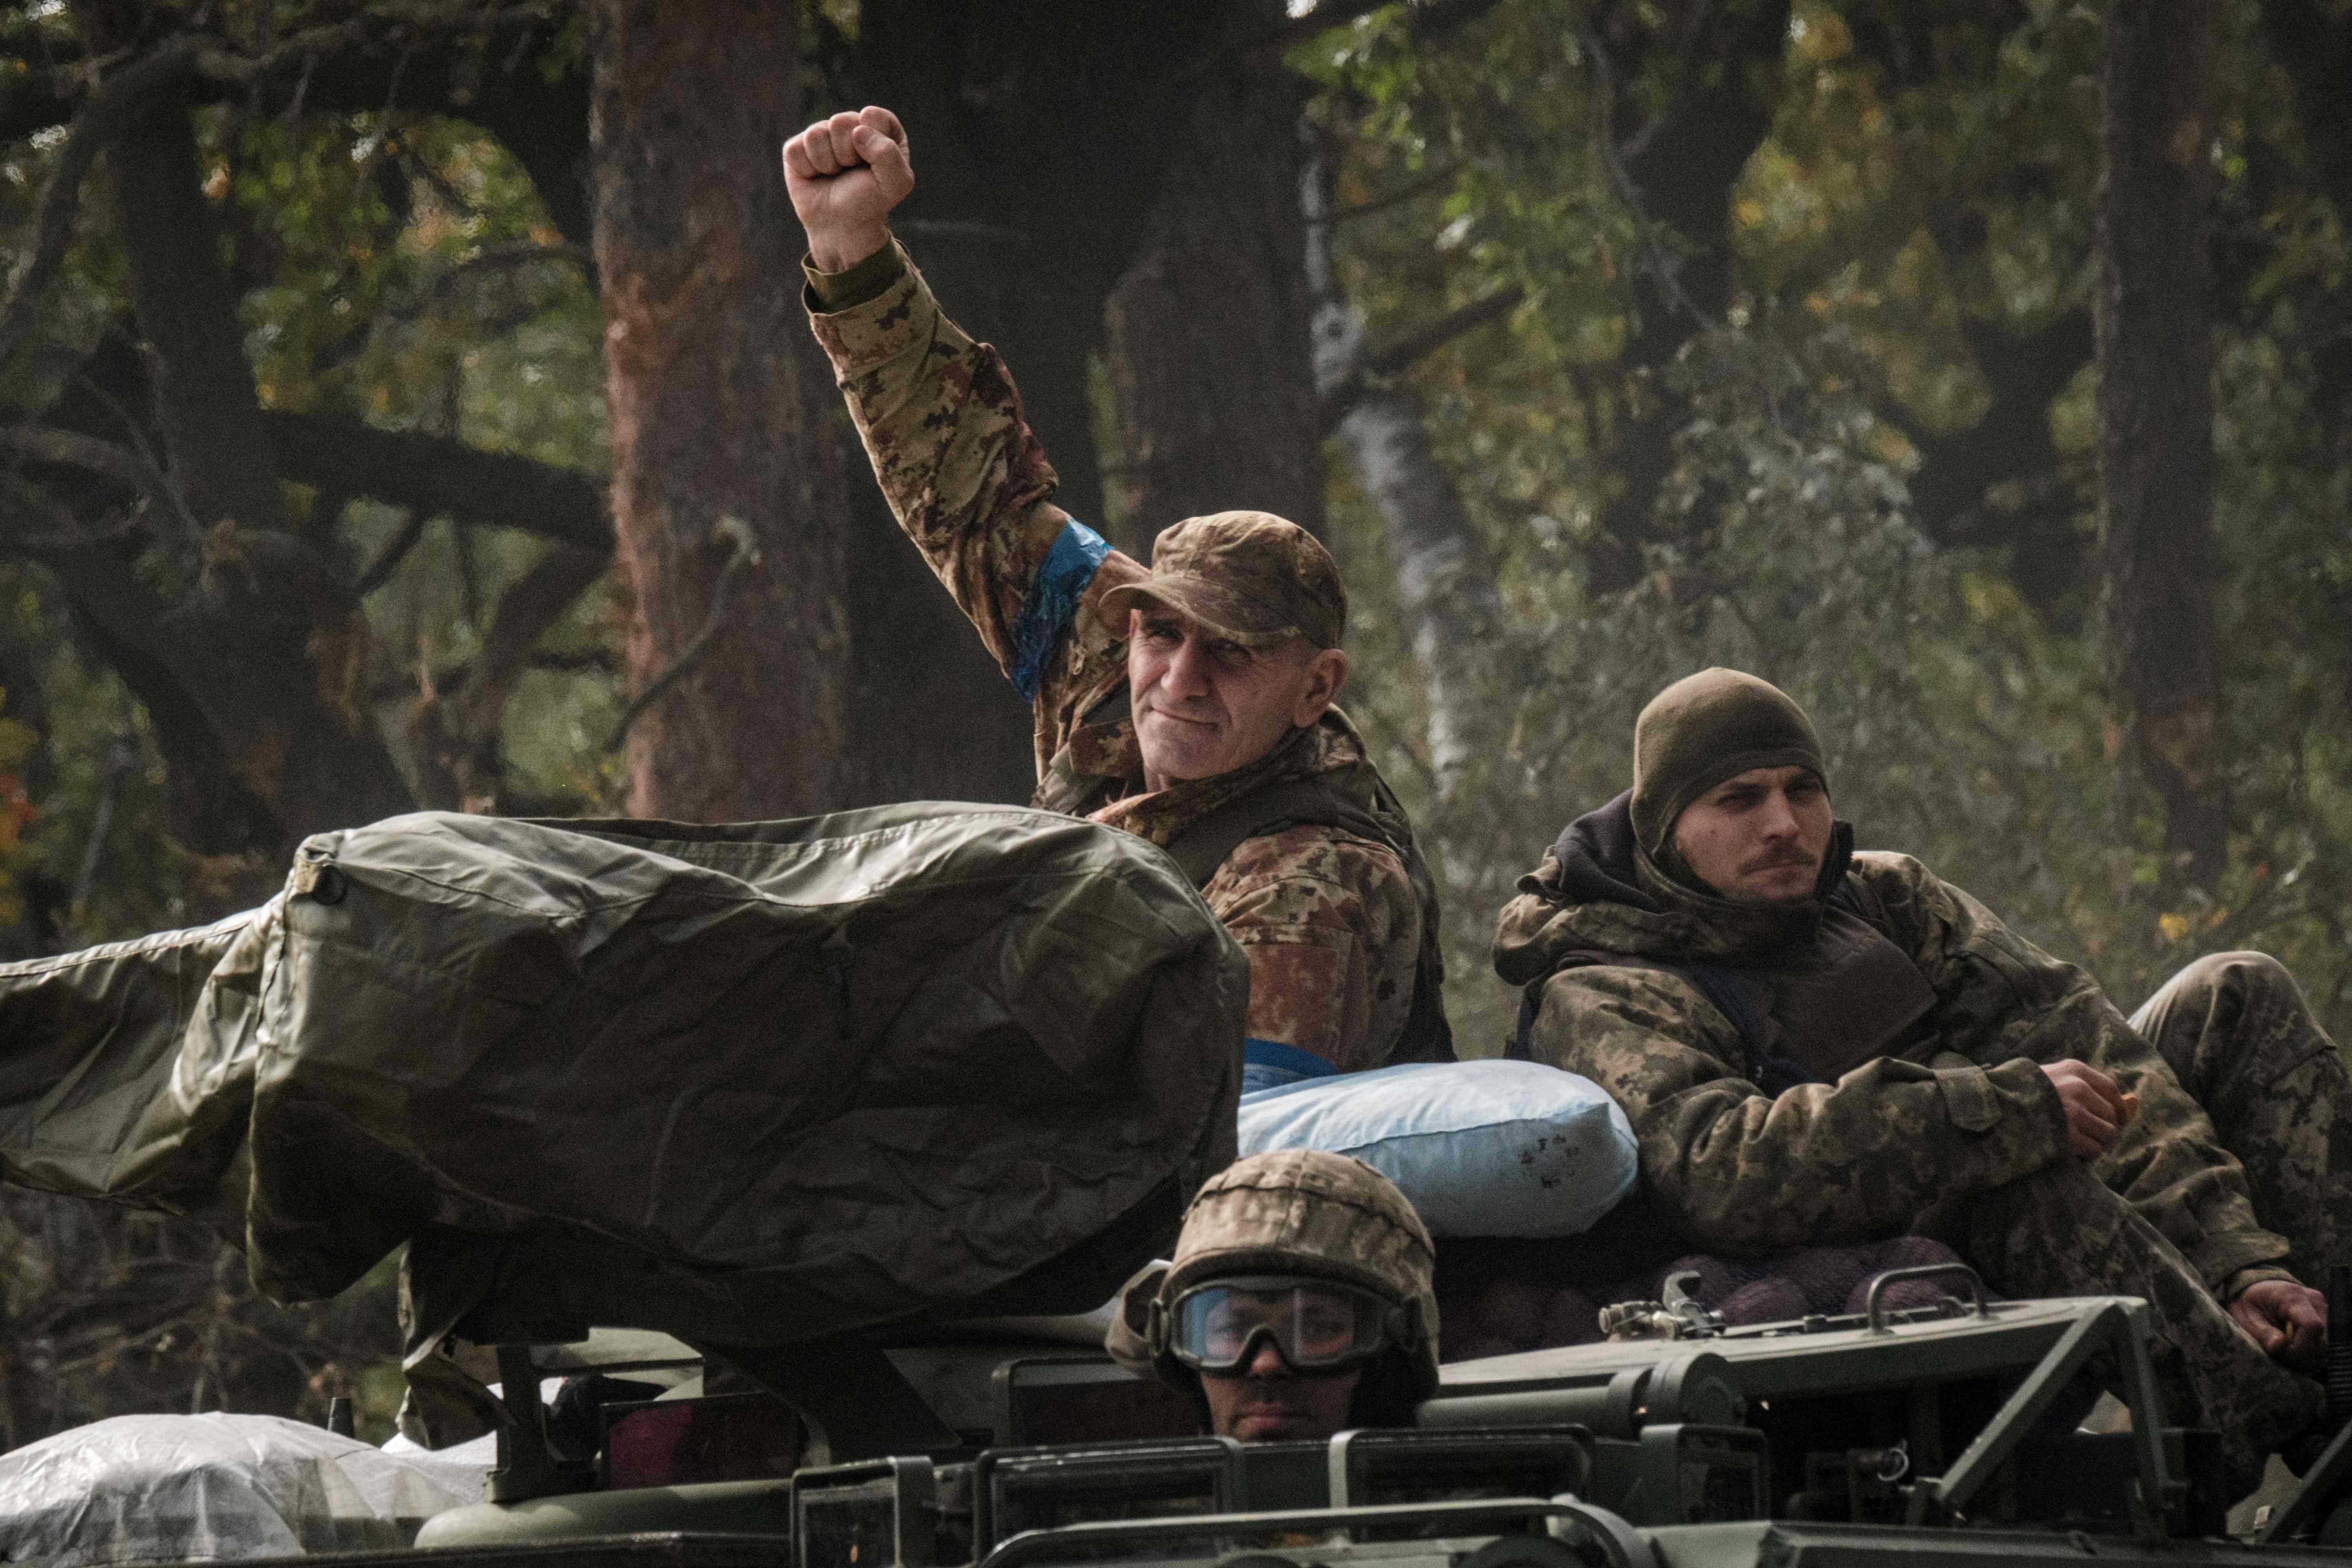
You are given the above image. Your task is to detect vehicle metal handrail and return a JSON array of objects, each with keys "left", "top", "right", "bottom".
[
  {"left": 974, "top": 1494, "right": 1655, "bottom": 1568},
  {"left": 1862, "top": 1263, "right": 1989, "bottom": 1332}
]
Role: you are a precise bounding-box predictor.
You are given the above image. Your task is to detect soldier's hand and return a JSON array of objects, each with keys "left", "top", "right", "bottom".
[
  {"left": 2231, "top": 1278, "right": 2328, "bottom": 1367},
  {"left": 2040, "top": 1058, "right": 2126, "bottom": 1160},
  {"left": 783, "top": 106, "right": 913, "bottom": 272}
]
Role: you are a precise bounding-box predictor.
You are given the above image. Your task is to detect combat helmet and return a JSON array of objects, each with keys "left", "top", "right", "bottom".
[{"left": 1108, "top": 1149, "right": 1439, "bottom": 1427}]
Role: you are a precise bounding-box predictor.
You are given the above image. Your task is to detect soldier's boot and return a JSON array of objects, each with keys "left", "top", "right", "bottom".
[
  {"left": 2131, "top": 951, "right": 2352, "bottom": 1277},
  {"left": 1945, "top": 1159, "right": 2323, "bottom": 1498}
]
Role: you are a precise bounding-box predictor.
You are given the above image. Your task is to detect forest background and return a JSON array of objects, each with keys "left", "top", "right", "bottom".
[{"left": 0, "top": 0, "right": 2343, "bottom": 1450}]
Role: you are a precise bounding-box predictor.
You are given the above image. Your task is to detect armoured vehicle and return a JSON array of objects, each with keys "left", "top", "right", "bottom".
[{"left": 302, "top": 1261, "right": 2352, "bottom": 1568}]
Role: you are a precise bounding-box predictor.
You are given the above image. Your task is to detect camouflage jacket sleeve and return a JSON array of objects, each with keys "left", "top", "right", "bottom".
[
  {"left": 1855, "top": 852, "right": 2292, "bottom": 1292},
  {"left": 1205, "top": 826, "right": 1422, "bottom": 1074},
  {"left": 1529, "top": 960, "right": 2070, "bottom": 1254},
  {"left": 806, "top": 243, "right": 1138, "bottom": 767}
]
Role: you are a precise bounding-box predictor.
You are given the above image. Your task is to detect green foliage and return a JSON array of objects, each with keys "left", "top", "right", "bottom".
[
  {"left": 1312, "top": 0, "right": 2352, "bottom": 1056},
  {"left": 0, "top": 4, "right": 612, "bottom": 1447},
  {"left": 0, "top": 1196, "right": 404, "bottom": 1447},
  {"left": 0, "top": 49, "right": 622, "bottom": 944},
  {"left": 13, "top": 594, "right": 193, "bottom": 942}
]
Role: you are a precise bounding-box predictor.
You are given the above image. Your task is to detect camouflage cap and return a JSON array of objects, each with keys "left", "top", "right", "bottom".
[{"left": 1097, "top": 512, "right": 1347, "bottom": 649}]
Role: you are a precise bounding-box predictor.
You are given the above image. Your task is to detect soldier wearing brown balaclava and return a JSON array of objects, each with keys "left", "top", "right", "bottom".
[{"left": 1495, "top": 667, "right": 2352, "bottom": 1495}]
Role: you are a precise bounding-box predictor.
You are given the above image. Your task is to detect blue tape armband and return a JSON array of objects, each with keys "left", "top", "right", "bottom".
[
  {"left": 1008, "top": 519, "right": 1112, "bottom": 703},
  {"left": 1240, "top": 1038, "right": 1341, "bottom": 1096}
]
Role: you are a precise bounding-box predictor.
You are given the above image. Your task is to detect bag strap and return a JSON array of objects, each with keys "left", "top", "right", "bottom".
[
  {"left": 1161, "top": 773, "right": 1393, "bottom": 888},
  {"left": 1511, "top": 957, "right": 1813, "bottom": 1094},
  {"left": 1683, "top": 962, "right": 1769, "bottom": 1059}
]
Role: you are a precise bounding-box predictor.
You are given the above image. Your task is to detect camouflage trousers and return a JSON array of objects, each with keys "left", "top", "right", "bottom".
[
  {"left": 1934, "top": 953, "right": 2347, "bottom": 1491},
  {"left": 1940, "top": 1160, "right": 2319, "bottom": 1494},
  {"left": 2131, "top": 951, "right": 2352, "bottom": 1281}
]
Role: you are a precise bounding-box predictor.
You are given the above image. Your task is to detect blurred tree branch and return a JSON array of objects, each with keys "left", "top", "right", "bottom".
[
  {"left": 0, "top": 423, "right": 199, "bottom": 544},
  {"left": 1320, "top": 281, "right": 1527, "bottom": 427},
  {"left": 0, "top": 36, "right": 205, "bottom": 365},
  {"left": 260, "top": 411, "right": 610, "bottom": 552},
  {"left": 0, "top": 7, "right": 590, "bottom": 252},
  {"left": 407, "top": 541, "right": 609, "bottom": 812}
]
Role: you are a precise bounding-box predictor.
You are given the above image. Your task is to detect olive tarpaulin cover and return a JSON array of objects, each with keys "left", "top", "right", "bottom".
[{"left": 0, "top": 805, "right": 1246, "bottom": 1443}]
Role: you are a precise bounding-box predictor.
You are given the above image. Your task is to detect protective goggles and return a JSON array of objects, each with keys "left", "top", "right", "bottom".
[{"left": 1160, "top": 1274, "right": 1405, "bottom": 1376}]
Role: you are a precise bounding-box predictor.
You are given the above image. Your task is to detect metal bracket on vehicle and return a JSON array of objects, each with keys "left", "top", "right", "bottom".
[
  {"left": 795, "top": 1455, "right": 940, "bottom": 1567},
  {"left": 1902, "top": 1299, "right": 2178, "bottom": 1539},
  {"left": 1599, "top": 1272, "right": 1725, "bottom": 1343},
  {"left": 697, "top": 1334, "right": 962, "bottom": 1465},
  {"left": 485, "top": 1344, "right": 588, "bottom": 1503},
  {"left": 1661, "top": 1272, "right": 1725, "bottom": 1337},
  {"left": 2260, "top": 1415, "right": 2352, "bottom": 1543}
]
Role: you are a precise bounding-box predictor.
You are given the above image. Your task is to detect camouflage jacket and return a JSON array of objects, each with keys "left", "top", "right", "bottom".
[
  {"left": 1492, "top": 791, "right": 2291, "bottom": 1298},
  {"left": 806, "top": 243, "right": 1432, "bottom": 1075}
]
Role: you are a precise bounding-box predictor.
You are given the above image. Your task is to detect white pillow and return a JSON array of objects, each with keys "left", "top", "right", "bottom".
[{"left": 1236, "top": 1059, "right": 1638, "bottom": 1238}]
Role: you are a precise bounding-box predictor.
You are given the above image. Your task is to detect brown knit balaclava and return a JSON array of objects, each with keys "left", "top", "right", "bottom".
[{"left": 1629, "top": 668, "right": 1827, "bottom": 855}]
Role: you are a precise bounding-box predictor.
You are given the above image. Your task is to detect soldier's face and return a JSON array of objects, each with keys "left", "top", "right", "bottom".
[
  {"left": 1129, "top": 611, "right": 1348, "bottom": 789},
  {"left": 1672, "top": 764, "right": 1832, "bottom": 905},
  {"left": 1198, "top": 1337, "right": 1363, "bottom": 1442}
]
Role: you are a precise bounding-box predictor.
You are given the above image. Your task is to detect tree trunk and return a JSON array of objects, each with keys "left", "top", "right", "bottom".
[
  {"left": 111, "top": 94, "right": 286, "bottom": 537},
  {"left": 97, "top": 70, "right": 411, "bottom": 887},
  {"left": 1328, "top": 390, "right": 1497, "bottom": 786},
  {"left": 1306, "top": 145, "right": 1497, "bottom": 791},
  {"left": 2095, "top": 0, "right": 2226, "bottom": 884},
  {"left": 1586, "top": 0, "right": 1792, "bottom": 591},
  {"left": 1099, "top": 63, "right": 1323, "bottom": 552},
  {"left": 833, "top": 0, "right": 1135, "bottom": 809},
  {"left": 831, "top": 0, "right": 1280, "bottom": 806},
  {"left": 592, "top": 0, "right": 852, "bottom": 821}
]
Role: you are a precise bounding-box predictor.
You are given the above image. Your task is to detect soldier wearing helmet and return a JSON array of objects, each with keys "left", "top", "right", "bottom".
[
  {"left": 1105, "top": 1150, "right": 1439, "bottom": 1442},
  {"left": 783, "top": 107, "right": 1451, "bottom": 1088}
]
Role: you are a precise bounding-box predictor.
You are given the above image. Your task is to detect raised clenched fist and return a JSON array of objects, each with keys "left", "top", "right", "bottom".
[{"left": 783, "top": 106, "right": 914, "bottom": 273}]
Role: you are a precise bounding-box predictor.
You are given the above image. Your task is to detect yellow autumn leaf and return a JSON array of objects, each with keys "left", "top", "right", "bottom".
[
  {"left": 0, "top": 715, "right": 37, "bottom": 769},
  {"left": 2157, "top": 912, "right": 2192, "bottom": 944}
]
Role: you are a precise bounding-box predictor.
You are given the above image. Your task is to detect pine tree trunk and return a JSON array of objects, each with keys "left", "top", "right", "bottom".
[
  {"left": 1099, "top": 64, "right": 1324, "bottom": 550},
  {"left": 833, "top": 0, "right": 1287, "bottom": 806},
  {"left": 2096, "top": 0, "right": 2226, "bottom": 883},
  {"left": 593, "top": 0, "right": 852, "bottom": 820}
]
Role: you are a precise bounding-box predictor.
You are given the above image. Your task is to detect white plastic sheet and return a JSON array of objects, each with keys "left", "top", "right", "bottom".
[
  {"left": 1238, "top": 1058, "right": 1639, "bottom": 1237},
  {"left": 0, "top": 1412, "right": 482, "bottom": 1564}
]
